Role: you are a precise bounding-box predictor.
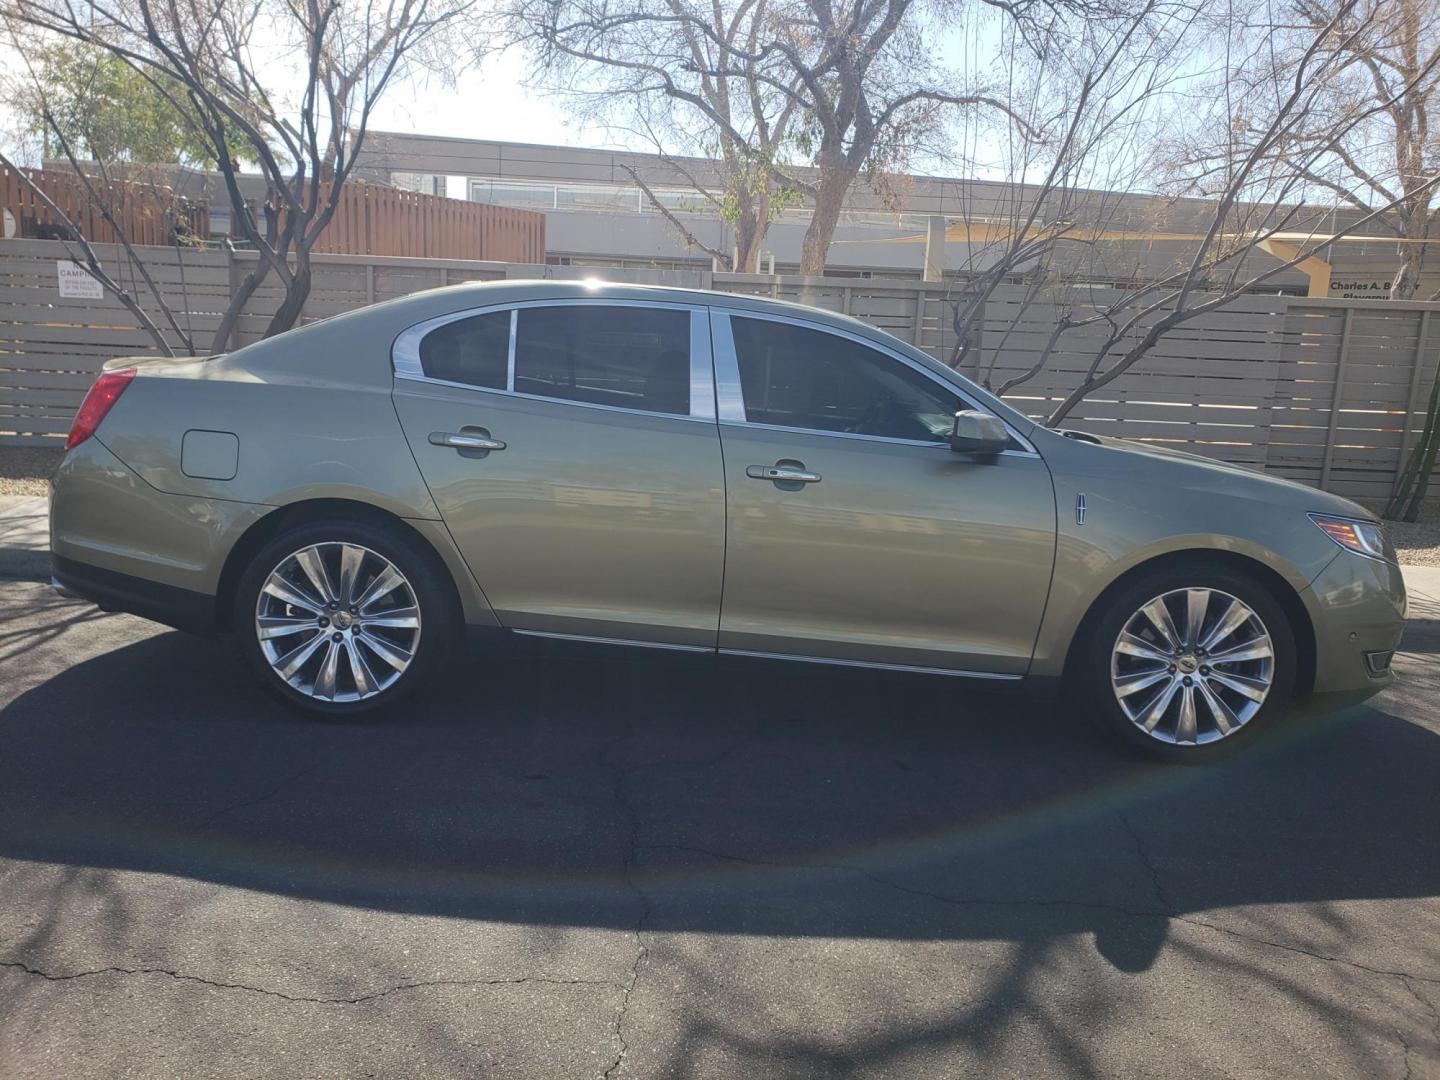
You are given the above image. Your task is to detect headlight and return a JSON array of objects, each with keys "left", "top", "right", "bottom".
[{"left": 1309, "top": 513, "right": 1393, "bottom": 562}]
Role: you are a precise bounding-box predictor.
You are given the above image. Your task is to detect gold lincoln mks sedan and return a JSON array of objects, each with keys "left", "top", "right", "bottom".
[{"left": 49, "top": 280, "right": 1406, "bottom": 760}]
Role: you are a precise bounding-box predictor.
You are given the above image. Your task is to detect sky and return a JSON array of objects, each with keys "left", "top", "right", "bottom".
[
  {"left": 365, "top": 50, "right": 602, "bottom": 152},
  {"left": 0, "top": 12, "right": 1164, "bottom": 193},
  {"left": 361, "top": 50, "right": 636, "bottom": 199},
  {"left": 353, "top": 18, "right": 1010, "bottom": 191},
  {"left": 0, "top": 34, "right": 616, "bottom": 166}
]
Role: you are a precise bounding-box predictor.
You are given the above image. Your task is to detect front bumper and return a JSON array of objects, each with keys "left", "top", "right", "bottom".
[{"left": 1304, "top": 550, "right": 1407, "bottom": 696}]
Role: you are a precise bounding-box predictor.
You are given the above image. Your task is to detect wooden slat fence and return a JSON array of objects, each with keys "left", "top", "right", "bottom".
[
  {"left": 716, "top": 275, "right": 1440, "bottom": 503},
  {"left": 1, "top": 165, "right": 209, "bottom": 246},
  {"left": 307, "top": 183, "right": 544, "bottom": 263},
  {"left": 2, "top": 238, "right": 1436, "bottom": 507}
]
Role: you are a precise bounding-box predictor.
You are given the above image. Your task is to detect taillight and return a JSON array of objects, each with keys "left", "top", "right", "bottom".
[{"left": 67, "top": 368, "right": 136, "bottom": 450}]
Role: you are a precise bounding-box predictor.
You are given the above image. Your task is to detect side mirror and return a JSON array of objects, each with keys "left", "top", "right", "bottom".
[{"left": 950, "top": 410, "right": 1010, "bottom": 456}]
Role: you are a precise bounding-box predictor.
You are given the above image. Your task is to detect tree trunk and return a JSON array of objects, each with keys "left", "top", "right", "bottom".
[
  {"left": 210, "top": 256, "right": 271, "bottom": 354},
  {"left": 735, "top": 228, "right": 761, "bottom": 273},
  {"left": 1389, "top": 243, "right": 1421, "bottom": 300},
  {"left": 732, "top": 194, "right": 763, "bottom": 273},
  {"left": 264, "top": 259, "right": 314, "bottom": 338},
  {"left": 1384, "top": 358, "right": 1440, "bottom": 521},
  {"left": 799, "top": 160, "right": 853, "bottom": 276}
]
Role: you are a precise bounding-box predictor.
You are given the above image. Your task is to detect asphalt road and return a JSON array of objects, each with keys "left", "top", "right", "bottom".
[{"left": 0, "top": 578, "right": 1437, "bottom": 1079}]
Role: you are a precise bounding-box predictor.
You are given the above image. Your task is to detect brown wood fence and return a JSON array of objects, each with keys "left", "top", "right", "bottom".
[
  {"left": 1, "top": 165, "right": 209, "bottom": 246},
  {"left": 308, "top": 183, "right": 544, "bottom": 262},
  {"left": 2, "top": 238, "right": 1436, "bottom": 508}
]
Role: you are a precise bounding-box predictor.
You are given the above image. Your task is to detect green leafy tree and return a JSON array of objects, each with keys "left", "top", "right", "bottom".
[{"left": 10, "top": 41, "right": 228, "bottom": 166}]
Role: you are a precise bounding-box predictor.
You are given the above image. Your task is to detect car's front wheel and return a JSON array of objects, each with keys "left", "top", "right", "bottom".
[
  {"left": 1080, "top": 564, "right": 1297, "bottom": 761},
  {"left": 234, "top": 519, "right": 456, "bottom": 717}
]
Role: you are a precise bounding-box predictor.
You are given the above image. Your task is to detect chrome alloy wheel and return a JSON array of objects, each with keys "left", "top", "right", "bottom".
[
  {"left": 1110, "top": 588, "right": 1275, "bottom": 746},
  {"left": 254, "top": 543, "right": 422, "bottom": 703}
]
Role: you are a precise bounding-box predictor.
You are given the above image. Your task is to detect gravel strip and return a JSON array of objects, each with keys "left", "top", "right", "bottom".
[
  {"left": 1384, "top": 516, "right": 1440, "bottom": 567},
  {"left": 0, "top": 447, "right": 61, "bottom": 497}
]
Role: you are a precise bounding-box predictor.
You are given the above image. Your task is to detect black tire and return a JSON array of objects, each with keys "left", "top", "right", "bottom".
[
  {"left": 233, "top": 518, "right": 459, "bottom": 718},
  {"left": 1077, "top": 563, "right": 1297, "bottom": 763}
]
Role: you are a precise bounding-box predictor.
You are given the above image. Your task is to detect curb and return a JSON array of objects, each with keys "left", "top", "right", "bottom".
[
  {"left": 0, "top": 495, "right": 49, "bottom": 582},
  {"left": 0, "top": 554, "right": 49, "bottom": 581}
]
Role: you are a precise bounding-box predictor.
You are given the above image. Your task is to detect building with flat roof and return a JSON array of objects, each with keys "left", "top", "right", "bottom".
[{"left": 354, "top": 131, "right": 1437, "bottom": 297}]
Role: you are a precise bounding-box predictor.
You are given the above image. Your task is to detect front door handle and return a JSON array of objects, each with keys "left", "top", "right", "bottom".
[
  {"left": 429, "top": 430, "right": 506, "bottom": 452},
  {"left": 746, "top": 463, "right": 821, "bottom": 484}
]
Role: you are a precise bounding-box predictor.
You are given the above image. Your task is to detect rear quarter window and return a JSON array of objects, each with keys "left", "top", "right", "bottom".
[{"left": 419, "top": 311, "right": 510, "bottom": 389}]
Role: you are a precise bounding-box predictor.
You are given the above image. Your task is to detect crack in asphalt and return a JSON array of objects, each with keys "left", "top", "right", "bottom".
[
  {"left": 1399, "top": 976, "right": 1439, "bottom": 1080},
  {"left": 1173, "top": 917, "right": 1440, "bottom": 986},
  {"left": 0, "top": 958, "right": 621, "bottom": 1005},
  {"left": 588, "top": 694, "right": 773, "bottom": 1078},
  {"left": 197, "top": 760, "right": 323, "bottom": 829},
  {"left": 587, "top": 684, "right": 772, "bottom": 1079},
  {"left": 1118, "top": 813, "right": 1175, "bottom": 915},
  {"left": 1398, "top": 1021, "right": 1416, "bottom": 1080},
  {"left": 641, "top": 843, "right": 1440, "bottom": 988},
  {"left": 600, "top": 751, "right": 652, "bottom": 1080}
]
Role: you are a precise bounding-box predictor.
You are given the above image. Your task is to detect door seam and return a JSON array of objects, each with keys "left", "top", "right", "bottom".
[{"left": 388, "top": 381, "right": 503, "bottom": 620}]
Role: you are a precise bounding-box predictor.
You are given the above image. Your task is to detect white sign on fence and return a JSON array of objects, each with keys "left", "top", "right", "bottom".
[{"left": 56, "top": 260, "right": 104, "bottom": 299}]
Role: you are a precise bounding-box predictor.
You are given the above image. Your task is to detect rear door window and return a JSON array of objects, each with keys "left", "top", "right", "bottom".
[{"left": 514, "top": 305, "right": 691, "bottom": 415}]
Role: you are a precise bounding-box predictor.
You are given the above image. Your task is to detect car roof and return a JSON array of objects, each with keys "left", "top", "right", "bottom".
[{"left": 417, "top": 277, "right": 887, "bottom": 337}]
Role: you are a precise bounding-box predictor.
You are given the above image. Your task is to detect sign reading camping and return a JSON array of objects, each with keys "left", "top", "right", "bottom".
[{"left": 56, "top": 260, "right": 104, "bottom": 299}]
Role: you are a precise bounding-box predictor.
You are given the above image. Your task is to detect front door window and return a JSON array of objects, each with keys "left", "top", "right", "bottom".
[{"left": 729, "top": 316, "right": 962, "bottom": 443}]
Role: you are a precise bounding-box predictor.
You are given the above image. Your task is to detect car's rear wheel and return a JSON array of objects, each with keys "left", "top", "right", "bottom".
[
  {"left": 234, "top": 519, "right": 457, "bottom": 717},
  {"left": 1080, "top": 564, "right": 1297, "bottom": 761}
]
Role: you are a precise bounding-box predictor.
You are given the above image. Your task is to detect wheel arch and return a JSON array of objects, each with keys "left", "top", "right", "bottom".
[
  {"left": 214, "top": 498, "right": 471, "bottom": 632},
  {"left": 1060, "top": 549, "right": 1317, "bottom": 698}
]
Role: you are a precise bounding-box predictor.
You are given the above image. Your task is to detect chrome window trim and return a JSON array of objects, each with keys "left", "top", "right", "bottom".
[
  {"left": 512, "top": 628, "right": 712, "bottom": 653},
  {"left": 509, "top": 628, "right": 1023, "bottom": 679},
  {"left": 690, "top": 309, "right": 716, "bottom": 421},
  {"left": 719, "top": 419, "right": 957, "bottom": 451},
  {"left": 718, "top": 648, "right": 1023, "bottom": 680},
  {"left": 506, "top": 308, "right": 518, "bottom": 389},
  {"left": 393, "top": 370, "right": 718, "bottom": 425},
  {"left": 709, "top": 310, "right": 746, "bottom": 423},
  {"left": 707, "top": 308, "right": 1038, "bottom": 457},
  {"left": 392, "top": 298, "right": 717, "bottom": 422}
]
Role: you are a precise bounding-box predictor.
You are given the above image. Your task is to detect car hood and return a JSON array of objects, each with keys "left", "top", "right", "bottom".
[{"left": 1057, "top": 431, "right": 1379, "bottom": 522}]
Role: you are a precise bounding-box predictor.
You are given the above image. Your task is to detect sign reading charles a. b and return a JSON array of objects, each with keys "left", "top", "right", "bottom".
[{"left": 1328, "top": 278, "right": 1393, "bottom": 299}]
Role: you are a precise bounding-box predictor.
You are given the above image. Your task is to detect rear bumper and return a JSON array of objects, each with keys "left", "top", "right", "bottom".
[
  {"left": 50, "top": 436, "right": 271, "bottom": 605},
  {"left": 52, "top": 554, "right": 217, "bottom": 636}
]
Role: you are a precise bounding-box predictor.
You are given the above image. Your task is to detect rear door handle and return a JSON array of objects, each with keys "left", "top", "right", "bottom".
[
  {"left": 429, "top": 431, "right": 506, "bottom": 452},
  {"left": 746, "top": 464, "right": 821, "bottom": 484}
]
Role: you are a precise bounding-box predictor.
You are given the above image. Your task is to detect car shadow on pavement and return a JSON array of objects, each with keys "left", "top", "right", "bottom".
[
  {"left": 0, "top": 616, "right": 1434, "bottom": 1080},
  {"left": 2, "top": 623, "right": 1437, "bottom": 976}
]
